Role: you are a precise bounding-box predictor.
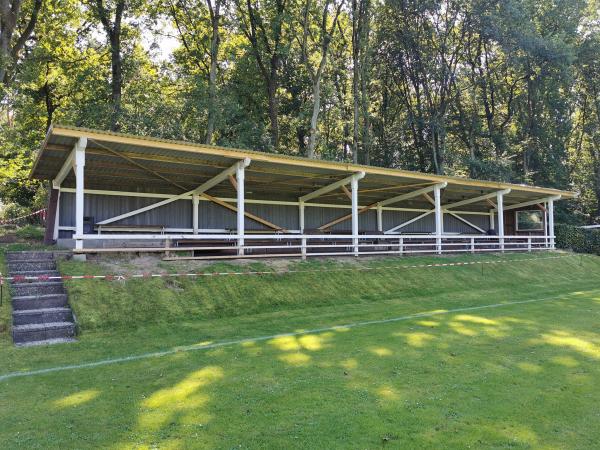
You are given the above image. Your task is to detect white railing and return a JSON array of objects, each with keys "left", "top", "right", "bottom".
[{"left": 73, "top": 232, "right": 554, "bottom": 258}]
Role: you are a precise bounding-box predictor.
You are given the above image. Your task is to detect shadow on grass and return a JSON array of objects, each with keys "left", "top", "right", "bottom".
[{"left": 2, "top": 291, "right": 600, "bottom": 449}]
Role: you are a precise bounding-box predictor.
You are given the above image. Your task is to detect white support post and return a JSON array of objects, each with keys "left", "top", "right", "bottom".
[
  {"left": 385, "top": 210, "right": 434, "bottom": 234},
  {"left": 527, "top": 237, "right": 532, "bottom": 252},
  {"left": 399, "top": 237, "right": 404, "bottom": 256},
  {"left": 376, "top": 204, "right": 383, "bottom": 232},
  {"left": 497, "top": 190, "right": 505, "bottom": 252},
  {"left": 237, "top": 162, "right": 245, "bottom": 255},
  {"left": 301, "top": 237, "right": 307, "bottom": 260},
  {"left": 470, "top": 237, "right": 475, "bottom": 254},
  {"left": 299, "top": 201, "right": 305, "bottom": 233},
  {"left": 351, "top": 175, "right": 359, "bottom": 256},
  {"left": 489, "top": 211, "right": 495, "bottom": 231},
  {"left": 97, "top": 158, "right": 251, "bottom": 225},
  {"left": 434, "top": 184, "right": 443, "bottom": 254},
  {"left": 53, "top": 190, "right": 61, "bottom": 241},
  {"left": 544, "top": 202, "right": 548, "bottom": 247},
  {"left": 74, "top": 138, "right": 87, "bottom": 251},
  {"left": 548, "top": 198, "right": 555, "bottom": 249},
  {"left": 192, "top": 193, "right": 199, "bottom": 234}
]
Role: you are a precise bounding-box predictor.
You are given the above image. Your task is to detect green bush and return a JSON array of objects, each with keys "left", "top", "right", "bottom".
[{"left": 555, "top": 223, "right": 600, "bottom": 255}]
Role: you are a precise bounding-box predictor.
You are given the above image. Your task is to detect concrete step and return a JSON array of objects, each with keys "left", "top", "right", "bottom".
[
  {"left": 8, "top": 270, "right": 61, "bottom": 278},
  {"left": 11, "top": 281, "right": 64, "bottom": 297},
  {"left": 8, "top": 260, "right": 57, "bottom": 271},
  {"left": 16, "top": 337, "right": 77, "bottom": 347},
  {"left": 12, "top": 307, "right": 73, "bottom": 326},
  {"left": 6, "top": 252, "right": 55, "bottom": 261},
  {"left": 12, "top": 293, "right": 68, "bottom": 310},
  {"left": 12, "top": 322, "right": 76, "bottom": 345}
]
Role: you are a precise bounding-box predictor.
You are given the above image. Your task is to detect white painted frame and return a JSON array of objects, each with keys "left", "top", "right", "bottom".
[{"left": 96, "top": 158, "right": 251, "bottom": 225}]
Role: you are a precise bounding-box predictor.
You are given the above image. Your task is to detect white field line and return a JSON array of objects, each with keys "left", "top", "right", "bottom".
[
  {"left": 2, "top": 254, "right": 587, "bottom": 282},
  {"left": 1, "top": 288, "right": 598, "bottom": 382}
]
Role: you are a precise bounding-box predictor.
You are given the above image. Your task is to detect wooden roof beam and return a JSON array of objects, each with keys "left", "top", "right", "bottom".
[
  {"left": 378, "top": 182, "right": 447, "bottom": 207},
  {"left": 299, "top": 172, "right": 365, "bottom": 202},
  {"left": 444, "top": 189, "right": 511, "bottom": 210},
  {"left": 96, "top": 159, "right": 250, "bottom": 225}
]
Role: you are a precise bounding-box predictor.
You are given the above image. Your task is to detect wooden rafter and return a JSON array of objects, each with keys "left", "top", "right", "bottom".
[
  {"left": 229, "top": 174, "right": 238, "bottom": 191},
  {"left": 91, "top": 139, "right": 285, "bottom": 231},
  {"left": 318, "top": 202, "right": 379, "bottom": 231},
  {"left": 341, "top": 185, "right": 352, "bottom": 200}
]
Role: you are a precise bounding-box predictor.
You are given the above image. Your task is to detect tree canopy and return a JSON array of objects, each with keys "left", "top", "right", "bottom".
[{"left": 1, "top": 0, "right": 599, "bottom": 222}]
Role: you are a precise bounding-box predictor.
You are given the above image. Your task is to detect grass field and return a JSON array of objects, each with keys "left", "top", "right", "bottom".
[{"left": 1, "top": 250, "right": 600, "bottom": 449}]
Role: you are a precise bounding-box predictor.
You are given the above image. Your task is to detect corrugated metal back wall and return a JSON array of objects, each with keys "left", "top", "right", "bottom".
[{"left": 58, "top": 192, "right": 490, "bottom": 236}]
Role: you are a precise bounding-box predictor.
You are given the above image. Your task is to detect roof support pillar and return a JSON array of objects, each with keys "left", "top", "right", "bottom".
[
  {"left": 548, "top": 198, "right": 555, "bottom": 249},
  {"left": 489, "top": 211, "right": 495, "bottom": 230},
  {"left": 74, "top": 138, "right": 87, "bottom": 252},
  {"left": 376, "top": 204, "right": 383, "bottom": 232},
  {"left": 497, "top": 190, "right": 505, "bottom": 252},
  {"left": 351, "top": 173, "right": 360, "bottom": 256},
  {"left": 192, "top": 193, "right": 199, "bottom": 234},
  {"left": 299, "top": 201, "right": 305, "bottom": 233},
  {"left": 237, "top": 160, "right": 245, "bottom": 255},
  {"left": 434, "top": 183, "right": 443, "bottom": 254},
  {"left": 53, "top": 189, "right": 61, "bottom": 241}
]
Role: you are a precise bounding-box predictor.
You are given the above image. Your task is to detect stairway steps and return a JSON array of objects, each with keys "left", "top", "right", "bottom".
[
  {"left": 12, "top": 322, "right": 76, "bottom": 345},
  {"left": 6, "top": 251, "right": 76, "bottom": 346},
  {"left": 9, "top": 260, "right": 57, "bottom": 271},
  {"left": 16, "top": 338, "right": 77, "bottom": 347},
  {"left": 11, "top": 294, "right": 68, "bottom": 310},
  {"left": 8, "top": 270, "right": 61, "bottom": 278},
  {"left": 12, "top": 307, "right": 73, "bottom": 325},
  {"left": 11, "top": 282, "right": 65, "bottom": 297},
  {"left": 6, "top": 252, "right": 54, "bottom": 261}
]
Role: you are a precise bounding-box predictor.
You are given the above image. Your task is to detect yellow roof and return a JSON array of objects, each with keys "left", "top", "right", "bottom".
[{"left": 31, "top": 125, "right": 576, "bottom": 210}]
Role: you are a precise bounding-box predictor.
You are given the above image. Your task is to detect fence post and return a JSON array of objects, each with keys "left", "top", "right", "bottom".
[
  {"left": 527, "top": 237, "right": 532, "bottom": 252},
  {"left": 399, "top": 237, "right": 404, "bottom": 256},
  {"left": 470, "top": 237, "right": 475, "bottom": 254},
  {"left": 301, "top": 237, "right": 307, "bottom": 260}
]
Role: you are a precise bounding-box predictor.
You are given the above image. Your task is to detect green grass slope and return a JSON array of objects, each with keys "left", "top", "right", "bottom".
[
  {"left": 59, "top": 252, "right": 594, "bottom": 331},
  {"left": 0, "top": 251, "right": 598, "bottom": 448}
]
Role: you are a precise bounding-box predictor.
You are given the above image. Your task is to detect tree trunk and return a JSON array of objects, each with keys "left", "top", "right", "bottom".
[
  {"left": 109, "top": 34, "right": 122, "bottom": 131},
  {"left": 267, "top": 76, "right": 279, "bottom": 149},
  {"left": 307, "top": 75, "right": 322, "bottom": 158},
  {"left": 94, "top": 0, "right": 125, "bottom": 131},
  {"left": 351, "top": 0, "right": 360, "bottom": 163},
  {"left": 205, "top": 0, "right": 221, "bottom": 145},
  {"left": 359, "top": 0, "right": 371, "bottom": 165},
  {"left": 0, "top": 0, "right": 42, "bottom": 88}
]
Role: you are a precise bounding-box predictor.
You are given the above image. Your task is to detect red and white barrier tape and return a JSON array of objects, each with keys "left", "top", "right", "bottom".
[
  {"left": 0, "top": 254, "right": 584, "bottom": 284},
  {"left": 0, "top": 208, "right": 47, "bottom": 225}
]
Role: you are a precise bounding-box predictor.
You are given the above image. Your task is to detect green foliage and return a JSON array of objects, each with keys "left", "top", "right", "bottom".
[
  {"left": 0, "top": 0, "right": 599, "bottom": 221},
  {"left": 555, "top": 223, "right": 600, "bottom": 254}
]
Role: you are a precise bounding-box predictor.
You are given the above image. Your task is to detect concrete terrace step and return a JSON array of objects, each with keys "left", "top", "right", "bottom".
[
  {"left": 16, "top": 337, "right": 77, "bottom": 347},
  {"left": 12, "top": 307, "right": 73, "bottom": 326},
  {"left": 6, "top": 251, "right": 55, "bottom": 261},
  {"left": 6, "top": 251, "right": 77, "bottom": 346},
  {"left": 11, "top": 293, "right": 68, "bottom": 310},
  {"left": 12, "top": 322, "right": 76, "bottom": 345},
  {"left": 10, "top": 281, "right": 65, "bottom": 297},
  {"left": 8, "top": 260, "right": 57, "bottom": 271},
  {"left": 8, "top": 270, "right": 61, "bottom": 278}
]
